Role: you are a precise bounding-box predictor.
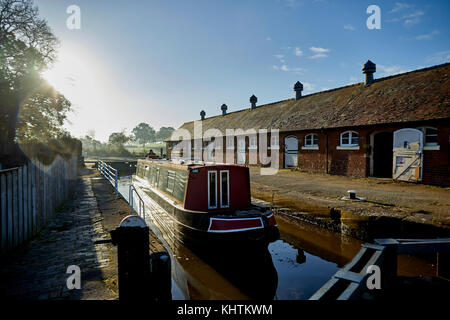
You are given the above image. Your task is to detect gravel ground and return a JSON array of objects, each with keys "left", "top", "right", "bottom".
[{"left": 250, "top": 167, "right": 450, "bottom": 234}]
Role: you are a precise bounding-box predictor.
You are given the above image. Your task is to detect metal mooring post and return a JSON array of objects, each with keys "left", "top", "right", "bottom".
[
  {"left": 110, "top": 215, "right": 150, "bottom": 300},
  {"left": 149, "top": 251, "right": 172, "bottom": 301}
]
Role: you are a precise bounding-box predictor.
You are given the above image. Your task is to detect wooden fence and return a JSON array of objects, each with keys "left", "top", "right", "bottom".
[{"left": 0, "top": 156, "right": 78, "bottom": 254}]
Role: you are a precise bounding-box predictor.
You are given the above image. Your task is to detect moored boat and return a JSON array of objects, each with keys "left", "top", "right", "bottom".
[{"left": 132, "top": 159, "right": 279, "bottom": 249}]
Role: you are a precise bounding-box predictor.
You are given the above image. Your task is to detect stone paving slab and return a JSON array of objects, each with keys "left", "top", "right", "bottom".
[{"left": 0, "top": 177, "right": 114, "bottom": 300}]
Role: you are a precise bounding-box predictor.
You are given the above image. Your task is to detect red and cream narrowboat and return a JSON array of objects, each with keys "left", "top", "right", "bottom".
[{"left": 132, "top": 159, "right": 279, "bottom": 248}]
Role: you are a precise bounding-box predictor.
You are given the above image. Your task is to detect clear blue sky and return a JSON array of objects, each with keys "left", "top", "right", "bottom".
[{"left": 35, "top": 0, "right": 450, "bottom": 142}]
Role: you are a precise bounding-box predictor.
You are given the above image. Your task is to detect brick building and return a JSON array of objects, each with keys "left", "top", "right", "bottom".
[{"left": 167, "top": 61, "right": 450, "bottom": 186}]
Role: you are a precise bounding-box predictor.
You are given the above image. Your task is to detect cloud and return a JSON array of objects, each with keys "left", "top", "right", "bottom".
[
  {"left": 309, "top": 46, "right": 330, "bottom": 59},
  {"left": 274, "top": 54, "right": 284, "bottom": 59},
  {"left": 416, "top": 30, "right": 439, "bottom": 40},
  {"left": 403, "top": 10, "right": 425, "bottom": 26},
  {"left": 302, "top": 82, "right": 315, "bottom": 92},
  {"left": 294, "top": 47, "right": 303, "bottom": 57},
  {"left": 266, "top": 37, "right": 272, "bottom": 41},
  {"left": 390, "top": 9, "right": 425, "bottom": 26},
  {"left": 390, "top": 2, "right": 412, "bottom": 13},
  {"left": 426, "top": 50, "right": 450, "bottom": 64},
  {"left": 343, "top": 24, "right": 355, "bottom": 31},
  {"left": 273, "top": 64, "right": 303, "bottom": 73},
  {"left": 378, "top": 64, "right": 410, "bottom": 76}
]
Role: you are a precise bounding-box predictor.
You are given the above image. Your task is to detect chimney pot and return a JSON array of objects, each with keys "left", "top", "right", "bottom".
[
  {"left": 221, "top": 104, "right": 228, "bottom": 116},
  {"left": 294, "top": 81, "right": 303, "bottom": 100},
  {"left": 362, "top": 60, "right": 376, "bottom": 86},
  {"left": 250, "top": 95, "right": 257, "bottom": 109},
  {"left": 200, "top": 110, "right": 206, "bottom": 120}
]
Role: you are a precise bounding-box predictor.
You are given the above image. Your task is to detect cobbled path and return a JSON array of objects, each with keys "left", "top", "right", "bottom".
[{"left": 0, "top": 177, "right": 112, "bottom": 300}]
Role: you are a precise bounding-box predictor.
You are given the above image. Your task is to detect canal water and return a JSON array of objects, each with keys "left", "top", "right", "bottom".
[{"left": 116, "top": 176, "right": 437, "bottom": 300}]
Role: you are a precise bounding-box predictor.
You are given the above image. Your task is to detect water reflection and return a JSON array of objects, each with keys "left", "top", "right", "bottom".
[{"left": 116, "top": 176, "right": 437, "bottom": 300}]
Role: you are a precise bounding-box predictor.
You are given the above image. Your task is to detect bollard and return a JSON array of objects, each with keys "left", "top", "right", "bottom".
[
  {"left": 110, "top": 215, "right": 150, "bottom": 300},
  {"left": 149, "top": 252, "right": 172, "bottom": 301},
  {"left": 348, "top": 190, "right": 357, "bottom": 200}
]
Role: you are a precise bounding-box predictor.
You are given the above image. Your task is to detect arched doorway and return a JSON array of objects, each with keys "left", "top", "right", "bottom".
[
  {"left": 284, "top": 136, "right": 298, "bottom": 168},
  {"left": 372, "top": 131, "right": 393, "bottom": 178}
]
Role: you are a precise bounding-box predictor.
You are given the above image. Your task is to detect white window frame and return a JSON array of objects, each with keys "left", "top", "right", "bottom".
[
  {"left": 418, "top": 127, "right": 439, "bottom": 150},
  {"left": 302, "top": 133, "right": 319, "bottom": 150},
  {"left": 337, "top": 131, "right": 360, "bottom": 150},
  {"left": 269, "top": 135, "right": 280, "bottom": 150},
  {"left": 220, "top": 170, "right": 230, "bottom": 208},
  {"left": 207, "top": 171, "right": 218, "bottom": 209},
  {"left": 226, "top": 136, "right": 235, "bottom": 150},
  {"left": 248, "top": 136, "right": 258, "bottom": 150}
]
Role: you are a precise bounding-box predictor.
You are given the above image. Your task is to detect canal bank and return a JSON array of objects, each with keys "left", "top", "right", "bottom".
[
  {"left": 250, "top": 167, "right": 450, "bottom": 241},
  {"left": 114, "top": 170, "right": 441, "bottom": 300}
]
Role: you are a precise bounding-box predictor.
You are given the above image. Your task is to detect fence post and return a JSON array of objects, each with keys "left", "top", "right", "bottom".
[
  {"left": 7, "top": 172, "right": 12, "bottom": 249},
  {"left": 115, "top": 169, "right": 118, "bottom": 195},
  {"left": 1, "top": 173, "right": 6, "bottom": 253}
]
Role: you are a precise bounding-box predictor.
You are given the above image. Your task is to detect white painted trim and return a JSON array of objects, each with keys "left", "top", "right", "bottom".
[
  {"left": 219, "top": 170, "right": 230, "bottom": 208},
  {"left": 423, "top": 145, "right": 440, "bottom": 151},
  {"left": 207, "top": 217, "right": 264, "bottom": 233},
  {"left": 268, "top": 145, "right": 280, "bottom": 150},
  {"left": 207, "top": 171, "right": 217, "bottom": 209},
  {"left": 301, "top": 146, "right": 319, "bottom": 150},
  {"left": 340, "top": 130, "right": 359, "bottom": 147},
  {"left": 248, "top": 147, "right": 258, "bottom": 150},
  {"left": 336, "top": 145, "right": 360, "bottom": 150}
]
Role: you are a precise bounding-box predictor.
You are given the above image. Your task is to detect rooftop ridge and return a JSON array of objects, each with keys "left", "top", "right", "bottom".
[{"left": 179, "top": 62, "right": 450, "bottom": 126}]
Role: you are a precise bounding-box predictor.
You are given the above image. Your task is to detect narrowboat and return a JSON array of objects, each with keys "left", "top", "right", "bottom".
[{"left": 132, "top": 159, "right": 279, "bottom": 249}]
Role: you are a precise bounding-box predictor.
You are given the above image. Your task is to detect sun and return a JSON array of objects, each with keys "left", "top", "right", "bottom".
[{"left": 41, "top": 48, "right": 79, "bottom": 96}]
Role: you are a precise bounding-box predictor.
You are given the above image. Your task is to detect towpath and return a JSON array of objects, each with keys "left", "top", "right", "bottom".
[{"left": 0, "top": 166, "right": 164, "bottom": 300}]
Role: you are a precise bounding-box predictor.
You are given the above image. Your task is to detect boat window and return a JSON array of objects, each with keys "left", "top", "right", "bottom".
[
  {"left": 208, "top": 171, "right": 217, "bottom": 209},
  {"left": 167, "top": 170, "right": 175, "bottom": 193},
  {"left": 220, "top": 170, "right": 229, "bottom": 208}
]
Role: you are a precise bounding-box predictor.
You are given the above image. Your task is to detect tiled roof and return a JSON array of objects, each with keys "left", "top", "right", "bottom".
[{"left": 174, "top": 63, "right": 450, "bottom": 138}]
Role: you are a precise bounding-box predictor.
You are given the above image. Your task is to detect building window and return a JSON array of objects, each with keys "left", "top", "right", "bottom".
[
  {"left": 419, "top": 127, "right": 438, "bottom": 146},
  {"left": 220, "top": 170, "right": 229, "bottom": 208},
  {"left": 215, "top": 138, "right": 223, "bottom": 149},
  {"left": 305, "top": 134, "right": 318, "bottom": 146},
  {"left": 341, "top": 131, "right": 358, "bottom": 146},
  {"left": 249, "top": 136, "right": 257, "bottom": 149},
  {"left": 418, "top": 127, "right": 440, "bottom": 150},
  {"left": 338, "top": 131, "right": 359, "bottom": 150},
  {"left": 269, "top": 135, "right": 279, "bottom": 149},
  {"left": 226, "top": 137, "right": 234, "bottom": 149},
  {"left": 208, "top": 171, "right": 217, "bottom": 209}
]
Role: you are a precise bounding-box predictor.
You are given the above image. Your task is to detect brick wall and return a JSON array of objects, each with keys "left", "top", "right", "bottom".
[{"left": 169, "top": 120, "right": 449, "bottom": 186}]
